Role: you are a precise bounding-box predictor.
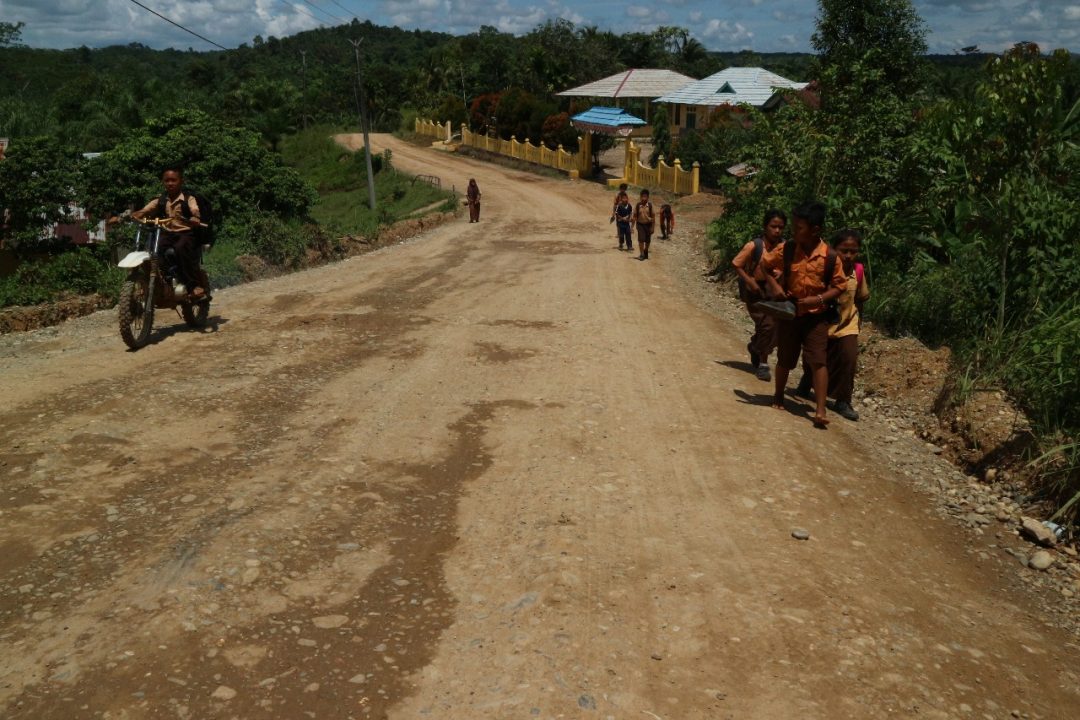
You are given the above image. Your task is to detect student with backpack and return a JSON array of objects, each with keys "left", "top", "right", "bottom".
[
  {"left": 757, "top": 201, "right": 847, "bottom": 427},
  {"left": 659, "top": 204, "right": 675, "bottom": 239},
  {"left": 635, "top": 189, "right": 655, "bottom": 261},
  {"left": 612, "top": 191, "right": 634, "bottom": 251},
  {"left": 796, "top": 229, "right": 871, "bottom": 420},
  {"left": 732, "top": 209, "right": 787, "bottom": 381},
  {"left": 131, "top": 166, "right": 212, "bottom": 300}
]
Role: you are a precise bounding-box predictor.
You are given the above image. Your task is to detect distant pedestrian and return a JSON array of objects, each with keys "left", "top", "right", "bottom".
[
  {"left": 635, "top": 189, "right": 655, "bottom": 261},
  {"left": 796, "top": 229, "right": 870, "bottom": 420},
  {"left": 732, "top": 209, "right": 786, "bottom": 381},
  {"left": 467, "top": 179, "right": 481, "bottom": 222},
  {"left": 612, "top": 191, "right": 634, "bottom": 251},
  {"left": 659, "top": 204, "right": 675, "bottom": 239},
  {"left": 612, "top": 182, "right": 629, "bottom": 243}
]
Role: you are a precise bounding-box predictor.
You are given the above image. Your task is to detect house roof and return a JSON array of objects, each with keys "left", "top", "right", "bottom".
[
  {"left": 653, "top": 67, "right": 807, "bottom": 107},
  {"left": 558, "top": 69, "right": 697, "bottom": 99},
  {"left": 570, "top": 107, "right": 647, "bottom": 136}
]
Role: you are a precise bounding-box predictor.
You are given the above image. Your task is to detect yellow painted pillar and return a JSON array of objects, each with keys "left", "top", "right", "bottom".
[
  {"left": 691, "top": 161, "right": 700, "bottom": 195},
  {"left": 578, "top": 133, "right": 592, "bottom": 178},
  {"left": 673, "top": 159, "right": 683, "bottom": 194}
]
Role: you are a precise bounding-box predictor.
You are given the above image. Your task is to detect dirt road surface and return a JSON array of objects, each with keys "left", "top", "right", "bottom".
[{"left": 2, "top": 134, "right": 1078, "bottom": 719}]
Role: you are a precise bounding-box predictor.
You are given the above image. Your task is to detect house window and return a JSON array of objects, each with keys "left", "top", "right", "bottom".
[
  {"left": 673, "top": 104, "right": 682, "bottom": 126},
  {"left": 685, "top": 106, "right": 697, "bottom": 131}
]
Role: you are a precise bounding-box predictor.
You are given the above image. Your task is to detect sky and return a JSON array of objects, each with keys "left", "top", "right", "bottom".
[{"left": 1, "top": 0, "right": 1077, "bottom": 55}]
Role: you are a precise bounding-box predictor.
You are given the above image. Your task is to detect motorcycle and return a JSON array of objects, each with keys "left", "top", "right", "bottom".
[{"left": 116, "top": 217, "right": 212, "bottom": 350}]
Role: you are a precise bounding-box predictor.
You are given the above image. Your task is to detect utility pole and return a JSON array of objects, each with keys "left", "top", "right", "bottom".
[
  {"left": 299, "top": 49, "right": 308, "bottom": 130},
  {"left": 349, "top": 38, "right": 377, "bottom": 211}
]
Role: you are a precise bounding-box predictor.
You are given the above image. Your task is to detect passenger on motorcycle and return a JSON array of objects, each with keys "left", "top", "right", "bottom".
[{"left": 131, "top": 167, "right": 208, "bottom": 300}]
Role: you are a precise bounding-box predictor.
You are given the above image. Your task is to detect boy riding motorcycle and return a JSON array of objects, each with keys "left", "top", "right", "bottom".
[{"left": 130, "top": 166, "right": 209, "bottom": 300}]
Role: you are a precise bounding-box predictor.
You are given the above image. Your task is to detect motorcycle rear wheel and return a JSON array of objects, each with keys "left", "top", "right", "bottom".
[
  {"left": 181, "top": 275, "right": 211, "bottom": 328},
  {"left": 119, "top": 271, "right": 154, "bottom": 350}
]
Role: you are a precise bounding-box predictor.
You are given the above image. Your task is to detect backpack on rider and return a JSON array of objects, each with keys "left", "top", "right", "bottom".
[{"left": 156, "top": 190, "right": 216, "bottom": 247}]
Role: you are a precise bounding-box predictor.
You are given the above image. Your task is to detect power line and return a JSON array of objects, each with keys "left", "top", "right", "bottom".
[
  {"left": 301, "top": 0, "right": 344, "bottom": 24},
  {"left": 277, "top": 0, "right": 325, "bottom": 26},
  {"left": 327, "top": 0, "right": 358, "bottom": 20},
  {"left": 126, "top": 0, "right": 228, "bottom": 50}
]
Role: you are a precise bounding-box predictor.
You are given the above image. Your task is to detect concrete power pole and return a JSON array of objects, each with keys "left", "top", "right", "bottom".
[{"left": 349, "top": 38, "right": 377, "bottom": 211}]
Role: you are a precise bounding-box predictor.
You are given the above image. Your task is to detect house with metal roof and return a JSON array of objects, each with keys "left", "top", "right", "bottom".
[
  {"left": 653, "top": 67, "right": 808, "bottom": 135},
  {"left": 558, "top": 69, "right": 697, "bottom": 127}
]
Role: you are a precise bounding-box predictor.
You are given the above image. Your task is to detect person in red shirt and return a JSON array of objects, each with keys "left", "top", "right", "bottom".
[{"left": 759, "top": 201, "right": 847, "bottom": 427}]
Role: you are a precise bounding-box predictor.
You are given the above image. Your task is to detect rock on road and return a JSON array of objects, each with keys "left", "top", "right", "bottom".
[{"left": 1, "top": 134, "right": 1078, "bottom": 719}]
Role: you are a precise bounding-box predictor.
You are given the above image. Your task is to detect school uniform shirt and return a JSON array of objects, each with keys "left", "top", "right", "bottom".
[
  {"left": 830, "top": 268, "right": 871, "bottom": 338},
  {"left": 760, "top": 238, "right": 847, "bottom": 315},
  {"left": 732, "top": 238, "right": 784, "bottom": 283},
  {"left": 635, "top": 201, "right": 655, "bottom": 226},
  {"left": 133, "top": 192, "right": 201, "bottom": 233}
]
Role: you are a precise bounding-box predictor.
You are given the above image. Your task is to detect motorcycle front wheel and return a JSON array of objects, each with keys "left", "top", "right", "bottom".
[{"left": 118, "top": 269, "right": 154, "bottom": 350}]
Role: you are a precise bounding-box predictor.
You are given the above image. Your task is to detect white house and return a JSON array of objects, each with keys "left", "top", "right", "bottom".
[{"left": 653, "top": 67, "right": 808, "bottom": 135}]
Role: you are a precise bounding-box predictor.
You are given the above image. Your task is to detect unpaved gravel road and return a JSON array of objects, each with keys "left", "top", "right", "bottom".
[{"left": 2, "top": 134, "right": 1079, "bottom": 719}]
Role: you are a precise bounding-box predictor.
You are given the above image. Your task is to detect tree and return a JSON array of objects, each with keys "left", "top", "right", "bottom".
[
  {"left": 649, "top": 105, "right": 672, "bottom": 166},
  {"left": 80, "top": 110, "right": 315, "bottom": 226},
  {"left": 812, "top": 0, "right": 927, "bottom": 97},
  {"left": 0, "top": 21, "right": 24, "bottom": 47},
  {"left": 0, "top": 137, "right": 84, "bottom": 250}
]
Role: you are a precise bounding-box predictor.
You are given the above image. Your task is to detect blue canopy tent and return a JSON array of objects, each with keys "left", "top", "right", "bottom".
[
  {"left": 570, "top": 106, "right": 648, "bottom": 181},
  {"left": 570, "top": 106, "right": 648, "bottom": 137}
]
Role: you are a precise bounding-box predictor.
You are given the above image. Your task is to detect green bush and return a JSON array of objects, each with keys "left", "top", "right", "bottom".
[{"left": 0, "top": 247, "right": 123, "bottom": 307}]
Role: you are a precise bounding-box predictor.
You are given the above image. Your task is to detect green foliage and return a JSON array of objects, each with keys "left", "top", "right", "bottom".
[
  {"left": 649, "top": 105, "right": 672, "bottom": 166},
  {"left": 81, "top": 109, "right": 316, "bottom": 224},
  {"left": 0, "top": 21, "right": 24, "bottom": 47},
  {"left": 0, "top": 136, "right": 84, "bottom": 250},
  {"left": 0, "top": 247, "right": 122, "bottom": 307},
  {"left": 702, "top": 0, "right": 1079, "bottom": 515}
]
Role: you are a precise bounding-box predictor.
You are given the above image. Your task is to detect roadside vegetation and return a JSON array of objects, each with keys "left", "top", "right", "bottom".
[{"left": 703, "top": 1, "right": 1080, "bottom": 522}]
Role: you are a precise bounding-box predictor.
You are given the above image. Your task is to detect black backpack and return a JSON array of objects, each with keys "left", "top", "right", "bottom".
[
  {"left": 736, "top": 236, "right": 768, "bottom": 302},
  {"left": 156, "top": 190, "right": 215, "bottom": 246},
  {"left": 783, "top": 241, "right": 840, "bottom": 322}
]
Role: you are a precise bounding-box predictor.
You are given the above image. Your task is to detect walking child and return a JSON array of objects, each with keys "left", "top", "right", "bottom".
[
  {"left": 466, "top": 179, "right": 481, "bottom": 222},
  {"left": 612, "top": 182, "right": 629, "bottom": 243},
  {"left": 635, "top": 189, "right": 655, "bottom": 261},
  {"left": 796, "top": 229, "right": 870, "bottom": 420},
  {"left": 758, "top": 201, "right": 847, "bottom": 427},
  {"left": 732, "top": 209, "right": 786, "bottom": 381},
  {"left": 612, "top": 191, "right": 634, "bottom": 251},
  {"left": 659, "top": 204, "right": 675, "bottom": 239}
]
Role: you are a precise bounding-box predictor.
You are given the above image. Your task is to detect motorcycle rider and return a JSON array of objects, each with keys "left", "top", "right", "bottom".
[{"left": 130, "top": 166, "right": 208, "bottom": 300}]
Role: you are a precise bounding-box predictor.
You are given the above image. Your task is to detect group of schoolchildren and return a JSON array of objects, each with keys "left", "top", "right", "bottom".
[
  {"left": 732, "top": 201, "right": 869, "bottom": 428},
  {"left": 610, "top": 183, "right": 674, "bottom": 261},
  {"left": 605, "top": 190, "right": 865, "bottom": 429}
]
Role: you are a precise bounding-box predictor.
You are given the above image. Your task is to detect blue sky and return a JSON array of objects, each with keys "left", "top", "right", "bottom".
[{"left": 2, "top": 1, "right": 1077, "bottom": 54}]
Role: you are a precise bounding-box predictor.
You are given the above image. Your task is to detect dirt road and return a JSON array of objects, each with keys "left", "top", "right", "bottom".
[{"left": 2, "top": 134, "right": 1078, "bottom": 719}]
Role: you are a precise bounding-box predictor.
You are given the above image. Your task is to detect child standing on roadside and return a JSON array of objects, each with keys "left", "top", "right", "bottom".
[
  {"left": 612, "top": 191, "right": 634, "bottom": 251},
  {"left": 732, "top": 209, "right": 787, "bottom": 381},
  {"left": 796, "top": 229, "right": 870, "bottom": 420},
  {"left": 612, "top": 182, "right": 629, "bottom": 243},
  {"left": 759, "top": 201, "right": 847, "bottom": 427},
  {"left": 635, "top": 189, "right": 655, "bottom": 261}
]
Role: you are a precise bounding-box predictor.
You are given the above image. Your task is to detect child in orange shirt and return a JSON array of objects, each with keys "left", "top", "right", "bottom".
[
  {"left": 732, "top": 209, "right": 786, "bottom": 380},
  {"left": 759, "top": 201, "right": 847, "bottom": 427}
]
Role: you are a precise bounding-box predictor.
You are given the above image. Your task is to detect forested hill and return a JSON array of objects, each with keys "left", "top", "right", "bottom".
[{"left": 0, "top": 18, "right": 1002, "bottom": 153}]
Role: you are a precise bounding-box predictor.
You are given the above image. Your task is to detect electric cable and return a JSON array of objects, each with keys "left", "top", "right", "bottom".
[
  {"left": 277, "top": 0, "right": 325, "bottom": 26},
  {"left": 301, "top": 0, "right": 344, "bottom": 24},
  {"left": 327, "top": 0, "right": 358, "bottom": 20},
  {"left": 126, "top": 0, "right": 229, "bottom": 50}
]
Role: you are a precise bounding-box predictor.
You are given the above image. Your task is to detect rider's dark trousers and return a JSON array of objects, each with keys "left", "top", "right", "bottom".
[{"left": 161, "top": 232, "right": 201, "bottom": 290}]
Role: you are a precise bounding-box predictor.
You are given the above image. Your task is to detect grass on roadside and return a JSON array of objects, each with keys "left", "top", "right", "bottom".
[{"left": 279, "top": 125, "right": 454, "bottom": 237}]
